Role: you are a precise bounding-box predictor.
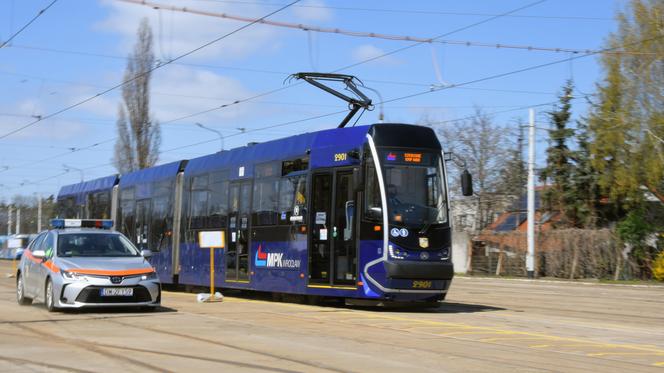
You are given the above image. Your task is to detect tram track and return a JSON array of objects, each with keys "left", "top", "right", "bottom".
[
  {"left": 0, "top": 356, "right": 96, "bottom": 373},
  {"left": 13, "top": 323, "right": 167, "bottom": 372},
  {"left": 106, "top": 318, "right": 351, "bottom": 373},
  {"left": 180, "top": 303, "right": 661, "bottom": 372}
]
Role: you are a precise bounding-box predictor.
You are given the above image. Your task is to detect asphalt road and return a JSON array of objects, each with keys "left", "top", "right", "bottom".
[{"left": 0, "top": 260, "right": 663, "bottom": 372}]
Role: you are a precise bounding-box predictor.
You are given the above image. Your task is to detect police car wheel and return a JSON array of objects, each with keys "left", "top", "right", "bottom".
[
  {"left": 16, "top": 274, "right": 32, "bottom": 305},
  {"left": 45, "top": 279, "right": 57, "bottom": 312}
]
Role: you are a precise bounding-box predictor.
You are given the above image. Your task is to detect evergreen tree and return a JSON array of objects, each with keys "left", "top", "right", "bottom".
[
  {"left": 572, "top": 115, "right": 600, "bottom": 226},
  {"left": 540, "top": 80, "right": 577, "bottom": 226}
]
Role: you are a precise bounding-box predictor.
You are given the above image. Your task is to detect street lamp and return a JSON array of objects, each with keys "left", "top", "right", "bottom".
[
  {"left": 63, "top": 164, "right": 84, "bottom": 182},
  {"left": 195, "top": 122, "right": 224, "bottom": 152}
]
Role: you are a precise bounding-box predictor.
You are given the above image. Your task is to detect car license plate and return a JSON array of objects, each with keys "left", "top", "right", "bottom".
[{"left": 100, "top": 288, "right": 133, "bottom": 296}]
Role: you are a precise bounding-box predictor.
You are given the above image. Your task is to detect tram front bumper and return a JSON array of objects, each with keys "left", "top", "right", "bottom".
[{"left": 384, "top": 261, "right": 454, "bottom": 280}]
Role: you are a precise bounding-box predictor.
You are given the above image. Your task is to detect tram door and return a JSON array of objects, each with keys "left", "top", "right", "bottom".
[
  {"left": 135, "top": 199, "right": 151, "bottom": 250},
  {"left": 310, "top": 170, "right": 357, "bottom": 286},
  {"left": 226, "top": 181, "right": 251, "bottom": 282}
]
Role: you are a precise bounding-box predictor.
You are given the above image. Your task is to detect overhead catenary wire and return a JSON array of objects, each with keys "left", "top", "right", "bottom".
[
  {"left": 0, "top": 0, "right": 58, "bottom": 48},
  {"left": 0, "top": 0, "right": 562, "bottom": 189},
  {"left": 188, "top": 0, "right": 616, "bottom": 21},
  {"left": 1, "top": 0, "right": 546, "bottom": 156},
  {"left": 0, "top": 0, "right": 300, "bottom": 141},
  {"left": 121, "top": 0, "right": 652, "bottom": 56},
  {"left": 3, "top": 32, "right": 652, "bottom": 181}
]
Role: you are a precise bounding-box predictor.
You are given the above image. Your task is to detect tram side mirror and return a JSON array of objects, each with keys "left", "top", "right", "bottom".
[
  {"left": 461, "top": 169, "right": 474, "bottom": 196},
  {"left": 352, "top": 167, "right": 364, "bottom": 192}
]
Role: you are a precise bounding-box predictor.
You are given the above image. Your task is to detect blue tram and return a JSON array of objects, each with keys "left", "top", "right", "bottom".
[{"left": 56, "top": 123, "right": 471, "bottom": 304}]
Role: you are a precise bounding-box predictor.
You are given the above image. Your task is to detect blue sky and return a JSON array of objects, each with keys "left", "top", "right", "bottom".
[{"left": 0, "top": 0, "right": 626, "bottom": 200}]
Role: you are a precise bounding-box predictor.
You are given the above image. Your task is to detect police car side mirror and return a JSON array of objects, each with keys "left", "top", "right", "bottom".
[
  {"left": 32, "top": 250, "right": 46, "bottom": 259},
  {"left": 141, "top": 249, "right": 153, "bottom": 258}
]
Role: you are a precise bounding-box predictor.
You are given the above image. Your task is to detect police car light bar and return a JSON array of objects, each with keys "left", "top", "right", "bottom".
[{"left": 50, "top": 219, "right": 113, "bottom": 229}]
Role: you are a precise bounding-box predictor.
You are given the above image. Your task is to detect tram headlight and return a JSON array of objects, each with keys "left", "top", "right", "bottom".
[{"left": 388, "top": 245, "right": 406, "bottom": 260}]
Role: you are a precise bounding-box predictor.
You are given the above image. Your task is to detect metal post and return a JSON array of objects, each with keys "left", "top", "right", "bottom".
[
  {"left": 527, "top": 109, "right": 536, "bottom": 278},
  {"left": 195, "top": 123, "right": 224, "bottom": 151},
  {"left": 7, "top": 205, "right": 12, "bottom": 235},
  {"left": 16, "top": 207, "right": 21, "bottom": 235},
  {"left": 37, "top": 194, "right": 42, "bottom": 232}
]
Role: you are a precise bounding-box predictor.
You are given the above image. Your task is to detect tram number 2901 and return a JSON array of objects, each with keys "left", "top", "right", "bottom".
[
  {"left": 334, "top": 153, "right": 347, "bottom": 162},
  {"left": 412, "top": 280, "right": 432, "bottom": 289}
]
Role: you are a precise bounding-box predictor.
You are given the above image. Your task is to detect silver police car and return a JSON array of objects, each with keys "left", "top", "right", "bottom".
[{"left": 16, "top": 219, "right": 160, "bottom": 311}]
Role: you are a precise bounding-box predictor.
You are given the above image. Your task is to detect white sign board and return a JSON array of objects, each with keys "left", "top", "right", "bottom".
[
  {"left": 7, "top": 239, "right": 22, "bottom": 249},
  {"left": 198, "top": 231, "right": 225, "bottom": 249}
]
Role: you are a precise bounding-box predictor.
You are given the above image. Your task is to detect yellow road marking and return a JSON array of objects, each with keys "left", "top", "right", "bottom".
[
  {"left": 334, "top": 312, "right": 664, "bottom": 355},
  {"left": 654, "top": 361, "right": 664, "bottom": 367},
  {"left": 587, "top": 352, "right": 664, "bottom": 357},
  {"left": 529, "top": 344, "right": 551, "bottom": 348},
  {"left": 440, "top": 331, "right": 514, "bottom": 337},
  {"left": 162, "top": 290, "right": 664, "bottom": 358},
  {"left": 481, "top": 336, "right": 549, "bottom": 343}
]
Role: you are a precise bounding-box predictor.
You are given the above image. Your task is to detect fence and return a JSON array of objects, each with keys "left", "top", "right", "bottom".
[{"left": 470, "top": 229, "right": 652, "bottom": 280}]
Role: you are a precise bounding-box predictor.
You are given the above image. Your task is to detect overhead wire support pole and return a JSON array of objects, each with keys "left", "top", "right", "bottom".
[{"left": 527, "top": 108, "right": 536, "bottom": 279}]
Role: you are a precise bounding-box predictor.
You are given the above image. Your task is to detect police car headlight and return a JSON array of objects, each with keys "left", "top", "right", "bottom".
[
  {"left": 62, "top": 270, "right": 87, "bottom": 281},
  {"left": 141, "top": 272, "right": 158, "bottom": 281}
]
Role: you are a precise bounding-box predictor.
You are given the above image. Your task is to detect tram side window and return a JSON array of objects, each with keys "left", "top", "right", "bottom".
[
  {"left": 282, "top": 157, "right": 309, "bottom": 176},
  {"left": 252, "top": 179, "right": 279, "bottom": 226},
  {"left": 364, "top": 158, "right": 382, "bottom": 221},
  {"left": 88, "top": 191, "right": 110, "bottom": 219},
  {"left": 190, "top": 174, "right": 209, "bottom": 229},
  {"left": 278, "top": 176, "right": 307, "bottom": 225},
  {"left": 150, "top": 196, "right": 171, "bottom": 252},
  {"left": 119, "top": 187, "right": 136, "bottom": 244},
  {"left": 57, "top": 197, "right": 78, "bottom": 218},
  {"left": 208, "top": 171, "right": 229, "bottom": 227}
]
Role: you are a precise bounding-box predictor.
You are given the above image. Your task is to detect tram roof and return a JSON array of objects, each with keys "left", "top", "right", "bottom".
[
  {"left": 185, "top": 125, "right": 371, "bottom": 177},
  {"left": 57, "top": 175, "right": 119, "bottom": 204},
  {"left": 118, "top": 160, "right": 186, "bottom": 189}
]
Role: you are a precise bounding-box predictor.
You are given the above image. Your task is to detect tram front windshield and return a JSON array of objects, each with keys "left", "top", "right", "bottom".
[{"left": 376, "top": 150, "right": 447, "bottom": 228}]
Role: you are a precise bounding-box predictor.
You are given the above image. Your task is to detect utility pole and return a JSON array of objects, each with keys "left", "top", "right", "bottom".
[
  {"left": 7, "top": 205, "right": 12, "bottom": 235},
  {"left": 37, "top": 194, "right": 42, "bottom": 232},
  {"left": 16, "top": 207, "right": 21, "bottom": 235},
  {"left": 527, "top": 108, "right": 536, "bottom": 279}
]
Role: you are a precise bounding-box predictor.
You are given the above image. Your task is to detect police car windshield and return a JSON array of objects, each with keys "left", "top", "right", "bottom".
[{"left": 57, "top": 233, "right": 140, "bottom": 257}]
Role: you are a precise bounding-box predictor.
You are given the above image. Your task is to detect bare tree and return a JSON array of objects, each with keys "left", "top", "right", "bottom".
[
  {"left": 113, "top": 18, "right": 161, "bottom": 173},
  {"left": 423, "top": 108, "right": 511, "bottom": 232}
]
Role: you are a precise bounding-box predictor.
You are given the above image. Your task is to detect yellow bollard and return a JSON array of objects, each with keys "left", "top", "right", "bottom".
[
  {"left": 196, "top": 231, "right": 224, "bottom": 303},
  {"left": 210, "top": 247, "right": 214, "bottom": 297}
]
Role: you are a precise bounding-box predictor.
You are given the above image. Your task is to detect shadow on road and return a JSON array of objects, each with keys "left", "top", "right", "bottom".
[{"left": 210, "top": 289, "right": 505, "bottom": 314}]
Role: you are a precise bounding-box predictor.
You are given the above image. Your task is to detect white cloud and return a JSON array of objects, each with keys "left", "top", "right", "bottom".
[
  {"left": 0, "top": 99, "right": 89, "bottom": 140},
  {"left": 150, "top": 65, "right": 254, "bottom": 124},
  {"left": 293, "top": 0, "right": 332, "bottom": 21},
  {"left": 96, "top": 0, "right": 283, "bottom": 61},
  {"left": 352, "top": 44, "right": 402, "bottom": 66}
]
